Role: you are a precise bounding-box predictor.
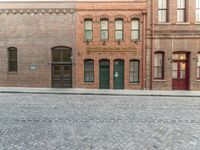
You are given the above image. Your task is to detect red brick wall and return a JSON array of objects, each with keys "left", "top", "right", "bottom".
[{"left": 76, "top": 2, "right": 146, "bottom": 89}]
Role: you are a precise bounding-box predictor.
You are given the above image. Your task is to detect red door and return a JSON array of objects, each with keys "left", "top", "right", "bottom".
[{"left": 172, "top": 54, "right": 189, "bottom": 90}]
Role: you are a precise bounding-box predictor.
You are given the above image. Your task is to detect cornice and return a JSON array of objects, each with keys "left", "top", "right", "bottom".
[{"left": 0, "top": 8, "right": 76, "bottom": 15}]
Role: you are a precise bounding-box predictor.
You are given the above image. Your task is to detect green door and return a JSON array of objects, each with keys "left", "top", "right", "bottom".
[
  {"left": 99, "top": 60, "right": 110, "bottom": 89},
  {"left": 114, "top": 60, "right": 124, "bottom": 89}
]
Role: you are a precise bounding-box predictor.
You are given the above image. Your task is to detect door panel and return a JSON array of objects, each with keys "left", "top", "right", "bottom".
[
  {"left": 114, "top": 60, "right": 124, "bottom": 89},
  {"left": 52, "top": 65, "right": 72, "bottom": 88},
  {"left": 99, "top": 61, "right": 110, "bottom": 89},
  {"left": 172, "top": 60, "right": 189, "bottom": 90}
]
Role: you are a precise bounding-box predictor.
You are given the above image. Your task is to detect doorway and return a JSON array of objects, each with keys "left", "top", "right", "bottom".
[
  {"left": 172, "top": 53, "right": 189, "bottom": 90},
  {"left": 99, "top": 60, "right": 110, "bottom": 89},
  {"left": 114, "top": 60, "right": 124, "bottom": 89},
  {"left": 52, "top": 47, "right": 72, "bottom": 88}
]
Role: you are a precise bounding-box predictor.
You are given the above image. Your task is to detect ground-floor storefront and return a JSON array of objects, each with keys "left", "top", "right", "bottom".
[{"left": 152, "top": 39, "right": 200, "bottom": 91}]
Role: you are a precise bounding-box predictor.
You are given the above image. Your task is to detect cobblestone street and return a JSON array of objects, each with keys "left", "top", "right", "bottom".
[{"left": 0, "top": 93, "right": 200, "bottom": 150}]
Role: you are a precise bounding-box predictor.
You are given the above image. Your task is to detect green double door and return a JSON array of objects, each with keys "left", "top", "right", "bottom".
[
  {"left": 114, "top": 60, "right": 124, "bottom": 89},
  {"left": 99, "top": 60, "right": 110, "bottom": 89}
]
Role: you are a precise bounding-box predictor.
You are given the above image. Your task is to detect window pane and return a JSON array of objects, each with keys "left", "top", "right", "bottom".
[
  {"left": 101, "top": 20, "right": 108, "bottom": 30},
  {"left": 132, "top": 20, "right": 139, "bottom": 30},
  {"left": 132, "top": 31, "right": 139, "bottom": 40},
  {"left": 115, "top": 31, "right": 123, "bottom": 40},
  {"left": 115, "top": 20, "right": 123, "bottom": 30},
  {"left": 158, "top": 10, "right": 167, "bottom": 22},
  {"left": 197, "top": 0, "right": 200, "bottom": 8},
  {"left": 9, "top": 62, "right": 17, "bottom": 72},
  {"left": 196, "top": 9, "right": 200, "bottom": 21},
  {"left": 177, "top": 10, "right": 185, "bottom": 22},
  {"left": 101, "top": 31, "right": 108, "bottom": 40},
  {"left": 130, "top": 60, "right": 139, "bottom": 82},
  {"left": 158, "top": 0, "right": 167, "bottom": 9},
  {"left": 197, "top": 68, "right": 200, "bottom": 78},
  {"left": 63, "top": 49, "right": 72, "bottom": 62},
  {"left": 53, "top": 50, "right": 62, "bottom": 62},
  {"left": 85, "top": 20, "right": 92, "bottom": 30},
  {"left": 84, "top": 60, "right": 94, "bottom": 82},
  {"left": 9, "top": 50, "right": 17, "bottom": 61},
  {"left": 85, "top": 31, "right": 92, "bottom": 40}
]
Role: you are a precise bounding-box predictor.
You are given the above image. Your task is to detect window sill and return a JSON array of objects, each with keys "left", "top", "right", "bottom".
[
  {"left": 131, "top": 40, "right": 141, "bottom": 43},
  {"left": 196, "top": 80, "right": 200, "bottom": 82},
  {"left": 176, "top": 22, "right": 190, "bottom": 25},
  {"left": 8, "top": 72, "right": 18, "bottom": 74},
  {"left": 157, "top": 22, "right": 171, "bottom": 25},
  {"left": 154, "top": 79, "right": 166, "bottom": 82},
  {"left": 195, "top": 22, "right": 200, "bottom": 25},
  {"left": 129, "top": 82, "right": 140, "bottom": 84},
  {"left": 114, "top": 40, "right": 124, "bottom": 42},
  {"left": 83, "top": 82, "right": 95, "bottom": 85}
]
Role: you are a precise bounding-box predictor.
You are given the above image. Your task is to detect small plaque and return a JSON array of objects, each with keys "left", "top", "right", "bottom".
[{"left": 30, "top": 64, "right": 37, "bottom": 70}]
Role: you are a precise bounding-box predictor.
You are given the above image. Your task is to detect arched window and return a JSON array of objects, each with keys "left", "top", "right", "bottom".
[
  {"left": 131, "top": 18, "right": 140, "bottom": 40},
  {"left": 154, "top": 52, "right": 164, "bottom": 79},
  {"left": 8, "top": 47, "right": 17, "bottom": 72},
  {"left": 84, "top": 59, "right": 94, "bottom": 82},
  {"left": 115, "top": 18, "right": 123, "bottom": 40},
  {"left": 129, "top": 60, "right": 140, "bottom": 83},
  {"left": 197, "top": 53, "right": 200, "bottom": 79},
  {"left": 84, "top": 19, "right": 93, "bottom": 40},
  {"left": 100, "top": 18, "right": 109, "bottom": 40}
]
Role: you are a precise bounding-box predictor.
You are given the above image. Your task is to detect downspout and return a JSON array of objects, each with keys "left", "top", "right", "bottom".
[
  {"left": 151, "top": 0, "right": 155, "bottom": 90},
  {"left": 142, "top": 11, "right": 147, "bottom": 90}
]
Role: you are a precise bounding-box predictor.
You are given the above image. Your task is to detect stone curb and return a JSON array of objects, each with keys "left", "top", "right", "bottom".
[{"left": 0, "top": 90, "right": 200, "bottom": 97}]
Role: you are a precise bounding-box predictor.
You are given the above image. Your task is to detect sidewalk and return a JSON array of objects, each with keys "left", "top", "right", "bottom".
[{"left": 0, "top": 87, "right": 200, "bottom": 97}]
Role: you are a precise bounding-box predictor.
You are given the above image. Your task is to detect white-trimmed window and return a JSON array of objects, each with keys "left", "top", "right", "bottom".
[
  {"left": 196, "top": 0, "right": 200, "bottom": 21},
  {"left": 177, "top": 0, "right": 186, "bottom": 22},
  {"left": 158, "top": 0, "right": 168, "bottom": 22}
]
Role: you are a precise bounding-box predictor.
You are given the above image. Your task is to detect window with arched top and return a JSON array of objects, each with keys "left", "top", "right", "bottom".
[
  {"left": 84, "top": 19, "right": 93, "bottom": 40},
  {"left": 8, "top": 47, "right": 17, "bottom": 72},
  {"left": 197, "top": 53, "right": 200, "bottom": 79},
  {"left": 100, "top": 18, "right": 109, "bottom": 40},
  {"left": 129, "top": 60, "right": 140, "bottom": 83},
  {"left": 84, "top": 59, "right": 94, "bottom": 82},
  {"left": 115, "top": 18, "right": 123, "bottom": 40},
  {"left": 131, "top": 19, "right": 140, "bottom": 40},
  {"left": 154, "top": 52, "right": 164, "bottom": 79}
]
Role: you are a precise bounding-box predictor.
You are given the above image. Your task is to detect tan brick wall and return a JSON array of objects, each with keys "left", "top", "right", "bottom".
[{"left": 0, "top": 2, "right": 76, "bottom": 87}]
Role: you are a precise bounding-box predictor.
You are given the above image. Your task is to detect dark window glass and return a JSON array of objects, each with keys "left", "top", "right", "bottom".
[
  {"left": 154, "top": 52, "right": 164, "bottom": 79},
  {"left": 84, "top": 60, "right": 94, "bottom": 82},
  {"left": 130, "top": 60, "right": 140, "bottom": 83},
  {"left": 8, "top": 47, "right": 17, "bottom": 72},
  {"left": 197, "top": 54, "right": 200, "bottom": 79},
  {"left": 52, "top": 47, "right": 72, "bottom": 63}
]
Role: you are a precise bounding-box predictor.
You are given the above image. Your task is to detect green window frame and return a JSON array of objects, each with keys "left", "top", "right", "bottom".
[
  {"left": 8, "top": 47, "right": 17, "bottom": 72},
  {"left": 129, "top": 60, "right": 140, "bottom": 83},
  {"left": 131, "top": 19, "right": 140, "bottom": 41},
  {"left": 115, "top": 18, "right": 124, "bottom": 40},
  {"left": 100, "top": 18, "right": 109, "bottom": 40},
  {"left": 84, "top": 19, "right": 93, "bottom": 40},
  {"left": 84, "top": 59, "right": 94, "bottom": 82}
]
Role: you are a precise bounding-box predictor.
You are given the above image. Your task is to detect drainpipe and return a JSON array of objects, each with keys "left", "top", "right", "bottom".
[
  {"left": 150, "top": 0, "right": 155, "bottom": 90},
  {"left": 142, "top": 11, "right": 147, "bottom": 90}
]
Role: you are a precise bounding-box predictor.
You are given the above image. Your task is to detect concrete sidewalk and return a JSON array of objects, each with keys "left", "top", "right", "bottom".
[{"left": 0, "top": 87, "right": 200, "bottom": 97}]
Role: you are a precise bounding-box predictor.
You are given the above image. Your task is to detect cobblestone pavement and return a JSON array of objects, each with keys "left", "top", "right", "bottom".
[{"left": 0, "top": 94, "right": 200, "bottom": 150}]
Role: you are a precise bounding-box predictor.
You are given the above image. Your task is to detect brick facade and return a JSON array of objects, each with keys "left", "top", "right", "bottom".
[
  {"left": 147, "top": 0, "right": 200, "bottom": 90},
  {"left": 0, "top": 1, "right": 76, "bottom": 87},
  {"left": 75, "top": 1, "right": 146, "bottom": 89}
]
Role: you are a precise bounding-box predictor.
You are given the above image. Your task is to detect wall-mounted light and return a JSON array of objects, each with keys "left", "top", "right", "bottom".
[
  {"left": 193, "top": 56, "right": 199, "bottom": 62},
  {"left": 168, "top": 56, "right": 173, "bottom": 63}
]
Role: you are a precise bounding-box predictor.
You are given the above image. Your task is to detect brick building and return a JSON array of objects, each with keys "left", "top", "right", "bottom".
[
  {"left": 147, "top": 0, "right": 200, "bottom": 90},
  {"left": 0, "top": 1, "right": 76, "bottom": 88},
  {"left": 76, "top": 1, "right": 147, "bottom": 89}
]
